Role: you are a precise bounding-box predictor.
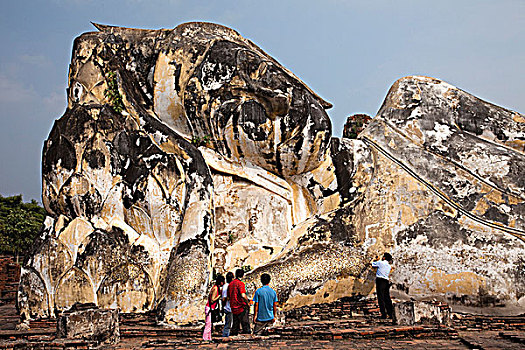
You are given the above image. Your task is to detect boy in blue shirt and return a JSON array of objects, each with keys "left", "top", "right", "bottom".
[{"left": 252, "top": 273, "right": 278, "bottom": 335}]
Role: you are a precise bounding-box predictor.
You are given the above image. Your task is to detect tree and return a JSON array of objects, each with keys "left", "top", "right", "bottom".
[
  {"left": 343, "top": 114, "right": 372, "bottom": 139},
  {"left": 0, "top": 195, "right": 46, "bottom": 263}
]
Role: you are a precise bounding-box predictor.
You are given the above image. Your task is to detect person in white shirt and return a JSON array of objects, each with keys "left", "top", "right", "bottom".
[
  {"left": 371, "top": 252, "right": 394, "bottom": 319},
  {"left": 221, "top": 271, "right": 234, "bottom": 337}
]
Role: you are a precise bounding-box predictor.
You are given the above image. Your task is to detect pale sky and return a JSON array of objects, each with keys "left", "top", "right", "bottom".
[{"left": 1, "top": 0, "right": 524, "bottom": 202}]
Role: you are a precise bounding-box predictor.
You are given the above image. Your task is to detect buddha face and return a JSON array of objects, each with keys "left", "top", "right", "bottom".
[{"left": 161, "top": 39, "right": 332, "bottom": 177}]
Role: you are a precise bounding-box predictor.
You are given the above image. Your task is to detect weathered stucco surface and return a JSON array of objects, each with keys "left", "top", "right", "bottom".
[
  {"left": 18, "top": 23, "right": 525, "bottom": 323},
  {"left": 359, "top": 76, "right": 525, "bottom": 310}
]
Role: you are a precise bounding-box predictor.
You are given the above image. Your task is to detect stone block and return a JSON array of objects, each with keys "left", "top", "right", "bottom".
[
  {"left": 393, "top": 301, "right": 451, "bottom": 326},
  {"left": 57, "top": 303, "right": 119, "bottom": 345}
]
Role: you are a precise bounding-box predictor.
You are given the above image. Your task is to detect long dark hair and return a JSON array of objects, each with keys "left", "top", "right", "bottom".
[
  {"left": 209, "top": 274, "right": 224, "bottom": 304},
  {"left": 215, "top": 274, "right": 225, "bottom": 286}
]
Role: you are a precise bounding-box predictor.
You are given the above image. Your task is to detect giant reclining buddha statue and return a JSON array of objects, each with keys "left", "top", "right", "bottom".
[{"left": 18, "top": 22, "right": 525, "bottom": 323}]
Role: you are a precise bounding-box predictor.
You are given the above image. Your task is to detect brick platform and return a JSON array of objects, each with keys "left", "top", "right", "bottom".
[
  {"left": 0, "top": 298, "right": 524, "bottom": 349},
  {"left": 0, "top": 260, "right": 522, "bottom": 350},
  {"left": 0, "top": 256, "right": 20, "bottom": 306}
]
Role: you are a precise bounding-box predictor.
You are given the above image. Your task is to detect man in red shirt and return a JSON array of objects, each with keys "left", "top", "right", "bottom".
[{"left": 227, "top": 268, "right": 251, "bottom": 335}]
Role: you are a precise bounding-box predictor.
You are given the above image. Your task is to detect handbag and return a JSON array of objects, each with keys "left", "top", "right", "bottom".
[{"left": 211, "top": 307, "right": 223, "bottom": 323}]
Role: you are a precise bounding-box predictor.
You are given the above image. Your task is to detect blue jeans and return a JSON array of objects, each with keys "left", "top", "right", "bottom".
[{"left": 222, "top": 311, "right": 232, "bottom": 337}]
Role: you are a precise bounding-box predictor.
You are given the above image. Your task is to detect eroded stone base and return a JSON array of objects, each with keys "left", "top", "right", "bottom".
[
  {"left": 57, "top": 303, "right": 119, "bottom": 345},
  {"left": 393, "top": 301, "right": 451, "bottom": 326}
]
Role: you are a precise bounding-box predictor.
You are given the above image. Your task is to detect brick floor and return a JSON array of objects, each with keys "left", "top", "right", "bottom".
[
  {"left": 112, "top": 337, "right": 471, "bottom": 349},
  {"left": 1, "top": 300, "right": 524, "bottom": 349}
]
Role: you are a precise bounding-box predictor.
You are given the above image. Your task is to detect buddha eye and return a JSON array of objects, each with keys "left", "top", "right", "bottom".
[
  {"left": 239, "top": 100, "right": 269, "bottom": 141},
  {"left": 240, "top": 100, "right": 267, "bottom": 125},
  {"left": 72, "top": 81, "right": 83, "bottom": 102}
]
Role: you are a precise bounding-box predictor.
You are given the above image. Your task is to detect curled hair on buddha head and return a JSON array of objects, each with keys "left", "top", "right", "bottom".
[
  {"left": 261, "top": 273, "right": 271, "bottom": 285},
  {"left": 383, "top": 252, "right": 393, "bottom": 263},
  {"left": 226, "top": 271, "right": 234, "bottom": 283},
  {"left": 235, "top": 268, "right": 244, "bottom": 278},
  {"left": 215, "top": 274, "right": 225, "bottom": 285}
]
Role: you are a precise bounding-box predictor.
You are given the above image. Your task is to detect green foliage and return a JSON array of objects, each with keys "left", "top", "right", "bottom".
[
  {"left": 191, "top": 135, "right": 211, "bottom": 147},
  {"left": 0, "top": 195, "right": 45, "bottom": 259},
  {"left": 344, "top": 114, "right": 372, "bottom": 139},
  {"left": 104, "top": 71, "right": 125, "bottom": 113}
]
